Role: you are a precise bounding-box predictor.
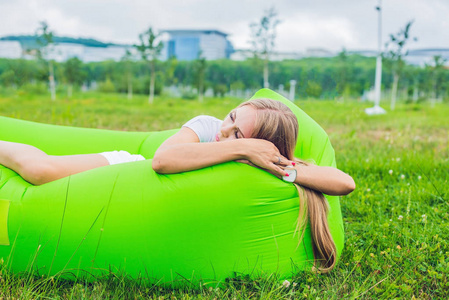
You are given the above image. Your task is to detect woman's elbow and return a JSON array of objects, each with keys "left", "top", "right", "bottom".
[
  {"left": 152, "top": 157, "right": 166, "bottom": 173},
  {"left": 342, "top": 177, "right": 356, "bottom": 195}
]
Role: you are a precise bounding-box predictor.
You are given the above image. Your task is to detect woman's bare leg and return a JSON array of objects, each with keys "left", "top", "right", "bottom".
[{"left": 0, "top": 141, "right": 109, "bottom": 185}]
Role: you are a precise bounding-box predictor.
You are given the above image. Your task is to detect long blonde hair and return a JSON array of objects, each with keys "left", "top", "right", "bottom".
[{"left": 239, "top": 98, "right": 337, "bottom": 273}]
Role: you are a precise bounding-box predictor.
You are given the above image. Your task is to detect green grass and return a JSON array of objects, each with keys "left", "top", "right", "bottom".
[{"left": 0, "top": 91, "right": 448, "bottom": 299}]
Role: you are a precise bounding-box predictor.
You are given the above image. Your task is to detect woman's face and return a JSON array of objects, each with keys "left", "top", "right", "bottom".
[{"left": 215, "top": 105, "right": 257, "bottom": 142}]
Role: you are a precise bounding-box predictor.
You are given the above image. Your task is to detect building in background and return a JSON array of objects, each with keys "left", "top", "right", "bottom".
[
  {"left": 0, "top": 36, "right": 137, "bottom": 62},
  {"left": 231, "top": 49, "right": 304, "bottom": 61},
  {"left": 406, "top": 49, "right": 449, "bottom": 66},
  {"left": 162, "top": 30, "right": 234, "bottom": 61},
  {"left": 304, "top": 48, "right": 334, "bottom": 57},
  {"left": 40, "top": 43, "right": 137, "bottom": 62},
  {"left": 0, "top": 41, "right": 22, "bottom": 59},
  {"left": 1, "top": 35, "right": 449, "bottom": 65}
]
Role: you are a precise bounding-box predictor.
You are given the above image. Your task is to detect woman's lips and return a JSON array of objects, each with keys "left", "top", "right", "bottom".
[{"left": 215, "top": 133, "right": 220, "bottom": 142}]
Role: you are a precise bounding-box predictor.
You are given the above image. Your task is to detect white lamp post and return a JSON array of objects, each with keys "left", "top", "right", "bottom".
[{"left": 365, "top": 0, "right": 386, "bottom": 115}]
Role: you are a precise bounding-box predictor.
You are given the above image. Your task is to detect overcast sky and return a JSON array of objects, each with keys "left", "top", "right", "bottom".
[{"left": 1, "top": 0, "right": 448, "bottom": 53}]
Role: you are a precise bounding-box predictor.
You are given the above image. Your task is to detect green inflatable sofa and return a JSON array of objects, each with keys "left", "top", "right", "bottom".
[{"left": 0, "top": 89, "right": 344, "bottom": 284}]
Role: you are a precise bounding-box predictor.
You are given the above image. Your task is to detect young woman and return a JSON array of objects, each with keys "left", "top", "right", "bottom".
[
  {"left": 0, "top": 98, "right": 355, "bottom": 272},
  {"left": 153, "top": 98, "right": 355, "bottom": 272}
]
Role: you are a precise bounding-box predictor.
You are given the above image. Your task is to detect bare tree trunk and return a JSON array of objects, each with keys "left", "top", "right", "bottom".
[
  {"left": 49, "top": 61, "right": 56, "bottom": 101},
  {"left": 127, "top": 74, "right": 133, "bottom": 100},
  {"left": 412, "top": 79, "right": 419, "bottom": 103},
  {"left": 430, "top": 90, "right": 436, "bottom": 108},
  {"left": 149, "top": 61, "right": 155, "bottom": 104},
  {"left": 68, "top": 84, "right": 73, "bottom": 98},
  {"left": 263, "top": 57, "right": 269, "bottom": 88},
  {"left": 390, "top": 72, "right": 399, "bottom": 110},
  {"left": 199, "top": 76, "right": 203, "bottom": 103}
]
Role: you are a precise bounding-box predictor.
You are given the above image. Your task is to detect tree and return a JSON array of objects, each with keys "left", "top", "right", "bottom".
[
  {"left": 121, "top": 49, "right": 134, "bottom": 100},
  {"left": 134, "top": 27, "right": 164, "bottom": 104},
  {"left": 428, "top": 55, "right": 447, "bottom": 106},
  {"left": 64, "top": 57, "right": 85, "bottom": 98},
  {"left": 384, "top": 20, "right": 417, "bottom": 110},
  {"left": 249, "top": 7, "right": 281, "bottom": 88},
  {"left": 193, "top": 53, "right": 207, "bottom": 102},
  {"left": 336, "top": 49, "right": 349, "bottom": 97},
  {"left": 0, "top": 70, "right": 16, "bottom": 87},
  {"left": 35, "top": 21, "right": 57, "bottom": 100},
  {"left": 163, "top": 56, "right": 178, "bottom": 87}
]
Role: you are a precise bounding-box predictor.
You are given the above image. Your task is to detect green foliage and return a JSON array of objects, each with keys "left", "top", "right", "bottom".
[
  {"left": 0, "top": 58, "right": 44, "bottom": 86},
  {"left": 427, "top": 55, "right": 448, "bottom": 98},
  {"left": 384, "top": 20, "right": 417, "bottom": 74},
  {"left": 35, "top": 21, "right": 54, "bottom": 59},
  {"left": 180, "top": 87, "right": 198, "bottom": 100},
  {"left": 163, "top": 57, "right": 178, "bottom": 86},
  {"left": 249, "top": 6, "right": 281, "bottom": 58},
  {"left": 134, "top": 27, "right": 163, "bottom": 62},
  {"left": 230, "top": 80, "right": 245, "bottom": 91},
  {"left": 193, "top": 54, "right": 207, "bottom": 99},
  {"left": 213, "top": 83, "right": 228, "bottom": 97},
  {"left": 305, "top": 81, "right": 322, "bottom": 98},
  {"left": 249, "top": 6, "right": 281, "bottom": 88},
  {"left": 97, "top": 77, "right": 116, "bottom": 93},
  {"left": 1, "top": 54, "right": 449, "bottom": 101},
  {"left": 0, "top": 69, "right": 15, "bottom": 86},
  {"left": 134, "top": 27, "right": 164, "bottom": 103},
  {"left": 335, "top": 49, "right": 349, "bottom": 95},
  {"left": 64, "top": 57, "right": 86, "bottom": 86}
]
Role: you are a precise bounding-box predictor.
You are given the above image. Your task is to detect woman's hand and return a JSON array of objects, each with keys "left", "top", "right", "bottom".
[
  {"left": 294, "top": 163, "right": 356, "bottom": 196},
  {"left": 153, "top": 128, "right": 291, "bottom": 174},
  {"left": 237, "top": 139, "right": 295, "bottom": 178}
]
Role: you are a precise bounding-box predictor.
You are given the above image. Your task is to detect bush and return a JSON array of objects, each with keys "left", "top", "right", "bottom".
[
  {"left": 213, "top": 84, "right": 228, "bottom": 97},
  {"left": 305, "top": 81, "right": 322, "bottom": 98},
  {"left": 180, "top": 86, "right": 197, "bottom": 100},
  {"left": 97, "top": 77, "right": 116, "bottom": 93},
  {"left": 18, "top": 82, "right": 48, "bottom": 95}
]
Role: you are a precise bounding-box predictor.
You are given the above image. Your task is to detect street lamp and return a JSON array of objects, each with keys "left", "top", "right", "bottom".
[{"left": 365, "top": 0, "right": 386, "bottom": 115}]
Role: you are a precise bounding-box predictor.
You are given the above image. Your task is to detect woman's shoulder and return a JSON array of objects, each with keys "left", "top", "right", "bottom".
[
  {"left": 184, "top": 115, "right": 222, "bottom": 124},
  {"left": 183, "top": 115, "right": 223, "bottom": 129},
  {"left": 182, "top": 115, "right": 222, "bottom": 143}
]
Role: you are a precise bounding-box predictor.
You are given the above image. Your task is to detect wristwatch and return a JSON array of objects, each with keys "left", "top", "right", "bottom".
[{"left": 282, "top": 166, "right": 297, "bottom": 183}]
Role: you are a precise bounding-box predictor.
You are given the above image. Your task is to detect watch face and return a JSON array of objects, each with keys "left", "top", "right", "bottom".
[{"left": 282, "top": 167, "right": 297, "bottom": 183}]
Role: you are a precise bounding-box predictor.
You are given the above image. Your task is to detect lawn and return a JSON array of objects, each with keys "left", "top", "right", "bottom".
[{"left": 0, "top": 91, "right": 448, "bottom": 299}]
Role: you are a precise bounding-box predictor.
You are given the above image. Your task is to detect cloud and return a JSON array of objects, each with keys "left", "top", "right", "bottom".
[
  {"left": 0, "top": 0, "right": 448, "bottom": 51},
  {"left": 276, "top": 13, "right": 358, "bottom": 52}
]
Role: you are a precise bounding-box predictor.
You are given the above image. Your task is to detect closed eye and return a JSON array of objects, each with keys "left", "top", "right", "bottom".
[{"left": 229, "top": 110, "right": 243, "bottom": 138}]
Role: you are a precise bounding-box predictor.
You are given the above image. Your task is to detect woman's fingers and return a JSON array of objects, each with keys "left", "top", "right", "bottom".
[
  {"left": 272, "top": 163, "right": 295, "bottom": 178},
  {"left": 272, "top": 164, "right": 288, "bottom": 177},
  {"left": 274, "top": 155, "right": 295, "bottom": 167},
  {"left": 239, "top": 155, "right": 295, "bottom": 180},
  {"left": 240, "top": 139, "right": 295, "bottom": 177},
  {"left": 273, "top": 155, "right": 282, "bottom": 165}
]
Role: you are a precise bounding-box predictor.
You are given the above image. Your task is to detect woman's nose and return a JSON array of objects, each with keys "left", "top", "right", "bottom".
[{"left": 221, "top": 124, "right": 233, "bottom": 138}]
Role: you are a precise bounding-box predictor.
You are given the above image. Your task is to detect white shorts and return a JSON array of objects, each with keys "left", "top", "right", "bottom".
[{"left": 99, "top": 151, "right": 146, "bottom": 165}]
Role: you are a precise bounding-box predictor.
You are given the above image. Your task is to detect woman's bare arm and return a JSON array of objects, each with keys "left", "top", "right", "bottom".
[
  {"left": 152, "top": 128, "right": 294, "bottom": 176},
  {"left": 237, "top": 158, "right": 355, "bottom": 196},
  {"left": 152, "top": 128, "right": 354, "bottom": 196},
  {"left": 294, "top": 163, "right": 355, "bottom": 196},
  {"left": 152, "top": 128, "right": 243, "bottom": 173}
]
